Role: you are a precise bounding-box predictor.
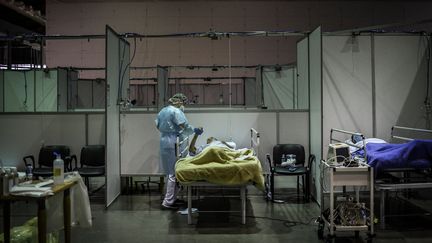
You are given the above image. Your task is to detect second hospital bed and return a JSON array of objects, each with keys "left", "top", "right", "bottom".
[
  {"left": 331, "top": 126, "right": 432, "bottom": 228},
  {"left": 174, "top": 128, "right": 264, "bottom": 225}
]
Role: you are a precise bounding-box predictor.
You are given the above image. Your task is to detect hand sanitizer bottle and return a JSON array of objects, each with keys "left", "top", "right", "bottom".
[{"left": 53, "top": 152, "right": 64, "bottom": 185}]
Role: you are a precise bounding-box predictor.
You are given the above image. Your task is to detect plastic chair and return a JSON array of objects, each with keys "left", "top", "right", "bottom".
[
  {"left": 265, "top": 144, "right": 315, "bottom": 202},
  {"left": 23, "top": 145, "right": 71, "bottom": 178},
  {"left": 72, "top": 145, "right": 105, "bottom": 191}
]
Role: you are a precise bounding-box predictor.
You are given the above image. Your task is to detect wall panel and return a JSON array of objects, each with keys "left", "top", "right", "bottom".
[
  {"left": 105, "top": 26, "right": 122, "bottom": 207},
  {"left": 322, "top": 35, "right": 373, "bottom": 157},
  {"left": 375, "top": 36, "right": 429, "bottom": 140},
  {"left": 308, "top": 27, "right": 322, "bottom": 200}
]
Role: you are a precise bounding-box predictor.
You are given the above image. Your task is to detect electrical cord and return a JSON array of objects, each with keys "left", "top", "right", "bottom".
[
  {"left": 23, "top": 71, "right": 28, "bottom": 111},
  {"left": 229, "top": 215, "right": 317, "bottom": 228},
  {"left": 118, "top": 41, "right": 127, "bottom": 102},
  {"left": 119, "top": 37, "right": 137, "bottom": 102},
  {"left": 424, "top": 34, "right": 432, "bottom": 129}
]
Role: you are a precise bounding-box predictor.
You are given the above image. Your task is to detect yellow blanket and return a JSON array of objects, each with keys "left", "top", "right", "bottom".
[{"left": 175, "top": 146, "right": 265, "bottom": 190}]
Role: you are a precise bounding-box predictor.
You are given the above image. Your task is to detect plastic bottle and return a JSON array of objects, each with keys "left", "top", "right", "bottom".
[
  {"left": 53, "top": 152, "right": 64, "bottom": 185},
  {"left": 26, "top": 164, "right": 33, "bottom": 180},
  {"left": 281, "top": 154, "right": 290, "bottom": 167},
  {"left": 291, "top": 154, "right": 297, "bottom": 165}
]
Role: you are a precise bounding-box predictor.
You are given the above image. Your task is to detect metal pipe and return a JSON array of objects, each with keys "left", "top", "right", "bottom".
[
  {"left": 392, "top": 136, "right": 415, "bottom": 142},
  {"left": 330, "top": 138, "right": 363, "bottom": 149},
  {"left": 0, "top": 30, "right": 307, "bottom": 42},
  {"left": 327, "top": 18, "right": 432, "bottom": 35},
  {"left": 66, "top": 64, "right": 295, "bottom": 71},
  {"left": 392, "top": 126, "right": 432, "bottom": 133},
  {"left": 331, "top": 128, "right": 363, "bottom": 136}
]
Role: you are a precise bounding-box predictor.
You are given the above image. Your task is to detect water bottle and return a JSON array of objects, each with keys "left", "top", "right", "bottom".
[
  {"left": 26, "top": 164, "right": 33, "bottom": 180},
  {"left": 281, "top": 154, "right": 289, "bottom": 167},
  {"left": 53, "top": 152, "right": 64, "bottom": 185},
  {"left": 290, "top": 154, "right": 297, "bottom": 165}
]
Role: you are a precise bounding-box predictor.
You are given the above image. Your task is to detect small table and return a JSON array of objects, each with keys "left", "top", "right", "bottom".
[{"left": 1, "top": 180, "right": 77, "bottom": 243}]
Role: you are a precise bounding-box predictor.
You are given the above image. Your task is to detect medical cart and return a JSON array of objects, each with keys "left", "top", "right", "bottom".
[{"left": 317, "top": 160, "right": 374, "bottom": 242}]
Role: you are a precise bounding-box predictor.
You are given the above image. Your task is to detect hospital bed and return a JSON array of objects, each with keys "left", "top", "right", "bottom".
[
  {"left": 175, "top": 128, "right": 263, "bottom": 225},
  {"left": 373, "top": 126, "right": 432, "bottom": 229},
  {"left": 327, "top": 126, "right": 432, "bottom": 229}
]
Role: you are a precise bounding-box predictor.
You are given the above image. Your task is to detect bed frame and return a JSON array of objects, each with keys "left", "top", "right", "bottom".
[
  {"left": 176, "top": 128, "right": 260, "bottom": 225},
  {"left": 327, "top": 126, "right": 432, "bottom": 229},
  {"left": 375, "top": 126, "right": 432, "bottom": 229}
]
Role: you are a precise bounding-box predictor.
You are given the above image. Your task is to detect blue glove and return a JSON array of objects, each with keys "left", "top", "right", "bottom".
[{"left": 194, "top": 127, "right": 204, "bottom": 135}]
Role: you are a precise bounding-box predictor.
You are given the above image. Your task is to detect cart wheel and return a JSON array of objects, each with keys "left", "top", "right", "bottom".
[
  {"left": 317, "top": 228, "right": 324, "bottom": 239},
  {"left": 325, "top": 236, "right": 335, "bottom": 243},
  {"left": 317, "top": 220, "right": 324, "bottom": 239},
  {"left": 354, "top": 231, "right": 360, "bottom": 238}
]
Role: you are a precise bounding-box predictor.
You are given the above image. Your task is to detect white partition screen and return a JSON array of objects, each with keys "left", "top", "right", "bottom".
[
  {"left": 375, "top": 36, "right": 429, "bottom": 140},
  {"left": 262, "top": 66, "right": 296, "bottom": 109},
  {"left": 35, "top": 70, "right": 58, "bottom": 112},
  {"left": 308, "top": 27, "right": 322, "bottom": 201},
  {"left": 4, "top": 70, "right": 35, "bottom": 112},
  {"left": 120, "top": 112, "right": 279, "bottom": 175},
  {"left": 157, "top": 66, "right": 169, "bottom": 110},
  {"left": 0, "top": 72, "right": 3, "bottom": 112},
  {"left": 0, "top": 114, "right": 85, "bottom": 169},
  {"left": 322, "top": 35, "right": 373, "bottom": 156},
  {"left": 297, "top": 38, "right": 309, "bottom": 109},
  {"left": 105, "top": 26, "right": 124, "bottom": 207}
]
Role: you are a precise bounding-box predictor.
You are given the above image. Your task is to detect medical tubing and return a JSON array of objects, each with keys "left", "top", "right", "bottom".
[
  {"left": 425, "top": 34, "right": 432, "bottom": 128},
  {"left": 226, "top": 36, "right": 233, "bottom": 140},
  {"left": 23, "top": 71, "right": 28, "bottom": 109},
  {"left": 426, "top": 34, "right": 431, "bottom": 100},
  {"left": 120, "top": 37, "right": 137, "bottom": 101},
  {"left": 118, "top": 41, "right": 127, "bottom": 102},
  {"left": 228, "top": 36, "right": 232, "bottom": 108}
]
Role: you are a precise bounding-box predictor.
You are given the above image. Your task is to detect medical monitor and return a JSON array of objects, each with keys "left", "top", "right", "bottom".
[{"left": 327, "top": 143, "right": 350, "bottom": 164}]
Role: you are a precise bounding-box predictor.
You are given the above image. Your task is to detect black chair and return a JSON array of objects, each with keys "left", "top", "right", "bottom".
[
  {"left": 23, "top": 145, "right": 71, "bottom": 178},
  {"left": 266, "top": 144, "right": 315, "bottom": 202},
  {"left": 73, "top": 145, "right": 105, "bottom": 191}
]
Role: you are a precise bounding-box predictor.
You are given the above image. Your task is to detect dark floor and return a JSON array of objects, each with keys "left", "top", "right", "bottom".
[{"left": 3, "top": 186, "right": 432, "bottom": 243}]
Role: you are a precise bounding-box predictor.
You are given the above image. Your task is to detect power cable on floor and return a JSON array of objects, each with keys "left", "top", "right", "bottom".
[{"left": 230, "top": 215, "right": 317, "bottom": 228}]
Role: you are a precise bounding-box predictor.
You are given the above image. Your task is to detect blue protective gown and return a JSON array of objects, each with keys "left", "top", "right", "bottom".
[{"left": 155, "top": 105, "right": 194, "bottom": 175}]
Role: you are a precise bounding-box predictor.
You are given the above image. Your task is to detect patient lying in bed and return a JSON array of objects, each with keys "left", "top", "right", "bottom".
[
  {"left": 345, "top": 135, "right": 432, "bottom": 172},
  {"left": 188, "top": 135, "right": 236, "bottom": 156},
  {"left": 176, "top": 143, "right": 265, "bottom": 189}
]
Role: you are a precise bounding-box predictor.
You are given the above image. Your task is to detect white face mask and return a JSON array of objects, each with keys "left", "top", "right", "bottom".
[{"left": 179, "top": 105, "right": 185, "bottom": 112}]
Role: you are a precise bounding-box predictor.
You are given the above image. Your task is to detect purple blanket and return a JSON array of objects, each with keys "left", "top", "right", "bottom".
[{"left": 366, "top": 139, "right": 432, "bottom": 172}]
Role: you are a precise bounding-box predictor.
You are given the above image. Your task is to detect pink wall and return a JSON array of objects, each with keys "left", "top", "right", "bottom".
[{"left": 46, "top": 0, "right": 432, "bottom": 79}]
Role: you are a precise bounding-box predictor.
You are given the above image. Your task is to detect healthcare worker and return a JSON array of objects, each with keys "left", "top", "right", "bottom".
[{"left": 155, "top": 93, "right": 203, "bottom": 209}]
